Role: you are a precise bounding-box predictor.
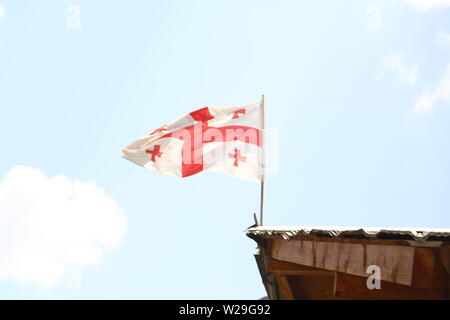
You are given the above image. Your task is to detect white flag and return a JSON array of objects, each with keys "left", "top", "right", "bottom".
[{"left": 122, "top": 99, "right": 265, "bottom": 181}]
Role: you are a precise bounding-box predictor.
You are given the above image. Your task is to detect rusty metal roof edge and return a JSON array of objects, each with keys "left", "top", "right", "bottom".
[{"left": 246, "top": 226, "right": 450, "bottom": 241}]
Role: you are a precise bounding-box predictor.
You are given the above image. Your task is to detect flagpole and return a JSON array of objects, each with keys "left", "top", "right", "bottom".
[
  {"left": 260, "top": 94, "right": 265, "bottom": 226},
  {"left": 260, "top": 181, "right": 264, "bottom": 226}
]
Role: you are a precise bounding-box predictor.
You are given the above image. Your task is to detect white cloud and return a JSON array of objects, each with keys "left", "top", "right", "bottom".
[
  {"left": 413, "top": 63, "right": 450, "bottom": 113},
  {"left": 0, "top": 166, "right": 127, "bottom": 289},
  {"left": 379, "top": 53, "right": 418, "bottom": 86},
  {"left": 402, "top": 0, "right": 450, "bottom": 11},
  {"left": 367, "top": 4, "right": 383, "bottom": 30},
  {"left": 0, "top": 4, "right": 5, "bottom": 21}
]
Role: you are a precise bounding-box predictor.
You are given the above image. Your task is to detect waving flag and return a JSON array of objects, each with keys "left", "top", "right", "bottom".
[{"left": 122, "top": 99, "right": 265, "bottom": 181}]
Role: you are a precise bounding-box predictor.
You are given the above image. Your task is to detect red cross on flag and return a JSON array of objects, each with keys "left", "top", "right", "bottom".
[{"left": 122, "top": 99, "right": 265, "bottom": 181}]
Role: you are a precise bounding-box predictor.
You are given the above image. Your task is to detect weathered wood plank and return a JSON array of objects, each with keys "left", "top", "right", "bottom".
[
  {"left": 271, "top": 238, "right": 419, "bottom": 286},
  {"left": 288, "top": 274, "right": 338, "bottom": 300},
  {"left": 269, "top": 258, "right": 334, "bottom": 276},
  {"left": 411, "top": 247, "right": 436, "bottom": 288},
  {"left": 365, "top": 243, "right": 414, "bottom": 285},
  {"left": 275, "top": 275, "right": 294, "bottom": 300},
  {"left": 334, "top": 272, "right": 447, "bottom": 300},
  {"left": 440, "top": 245, "right": 450, "bottom": 273}
]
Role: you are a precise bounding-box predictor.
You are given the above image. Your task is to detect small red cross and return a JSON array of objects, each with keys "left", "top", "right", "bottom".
[
  {"left": 228, "top": 148, "right": 246, "bottom": 167},
  {"left": 146, "top": 145, "right": 163, "bottom": 162},
  {"left": 232, "top": 109, "right": 246, "bottom": 119}
]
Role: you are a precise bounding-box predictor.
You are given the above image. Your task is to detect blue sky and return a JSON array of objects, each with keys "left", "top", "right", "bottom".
[{"left": 0, "top": 0, "right": 450, "bottom": 299}]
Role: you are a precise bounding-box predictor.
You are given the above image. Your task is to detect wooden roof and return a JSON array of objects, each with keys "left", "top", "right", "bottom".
[{"left": 247, "top": 226, "right": 450, "bottom": 300}]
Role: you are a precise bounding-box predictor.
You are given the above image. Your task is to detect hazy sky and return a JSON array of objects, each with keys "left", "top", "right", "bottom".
[{"left": 1, "top": 0, "right": 450, "bottom": 299}]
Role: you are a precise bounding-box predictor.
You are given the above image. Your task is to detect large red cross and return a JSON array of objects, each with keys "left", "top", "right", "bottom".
[
  {"left": 146, "top": 145, "right": 163, "bottom": 162},
  {"left": 228, "top": 148, "right": 246, "bottom": 167},
  {"left": 154, "top": 107, "right": 261, "bottom": 177}
]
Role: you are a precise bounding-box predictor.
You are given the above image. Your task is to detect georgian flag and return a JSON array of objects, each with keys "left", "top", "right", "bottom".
[{"left": 122, "top": 99, "right": 265, "bottom": 181}]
